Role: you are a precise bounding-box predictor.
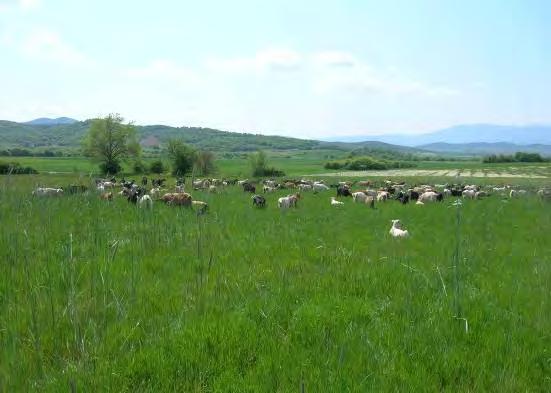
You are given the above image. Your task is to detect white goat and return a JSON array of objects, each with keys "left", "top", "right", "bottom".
[
  {"left": 138, "top": 195, "right": 153, "bottom": 209},
  {"left": 389, "top": 219, "right": 409, "bottom": 238}
]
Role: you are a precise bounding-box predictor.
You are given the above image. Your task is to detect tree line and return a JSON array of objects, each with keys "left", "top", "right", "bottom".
[
  {"left": 482, "top": 152, "right": 548, "bottom": 163},
  {"left": 82, "top": 114, "right": 285, "bottom": 177}
]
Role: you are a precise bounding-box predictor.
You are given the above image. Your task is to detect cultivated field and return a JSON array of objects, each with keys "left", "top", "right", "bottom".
[{"left": 0, "top": 171, "right": 550, "bottom": 391}]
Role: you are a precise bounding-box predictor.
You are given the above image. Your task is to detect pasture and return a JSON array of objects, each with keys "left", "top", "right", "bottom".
[{"left": 0, "top": 173, "right": 550, "bottom": 391}]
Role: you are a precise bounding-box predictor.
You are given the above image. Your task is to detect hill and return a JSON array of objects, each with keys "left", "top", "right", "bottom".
[
  {"left": 420, "top": 142, "right": 551, "bottom": 156},
  {"left": 0, "top": 119, "right": 429, "bottom": 156},
  {"left": 23, "top": 117, "right": 78, "bottom": 126},
  {"left": 326, "top": 124, "right": 551, "bottom": 146}
]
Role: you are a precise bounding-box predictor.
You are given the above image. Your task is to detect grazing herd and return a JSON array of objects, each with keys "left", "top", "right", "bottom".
[{"left": 29, "top": 176, "right": 550, "bottom": 235}]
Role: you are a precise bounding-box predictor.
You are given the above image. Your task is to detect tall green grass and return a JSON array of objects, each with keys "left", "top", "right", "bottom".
[{"left": 0, "top": 176, "right": 549, "bottom": 391}]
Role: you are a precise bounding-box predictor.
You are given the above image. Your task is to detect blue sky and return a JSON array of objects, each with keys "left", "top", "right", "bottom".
[{"left": 0, "top": 0, "right": 549, "bottom": 138}]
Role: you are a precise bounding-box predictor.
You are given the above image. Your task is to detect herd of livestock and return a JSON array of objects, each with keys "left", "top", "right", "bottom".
[{"left": 30, "top": 175, "right": 551, "bottom": 215}]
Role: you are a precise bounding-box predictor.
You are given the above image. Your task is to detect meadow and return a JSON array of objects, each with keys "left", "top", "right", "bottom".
[{"left": 0, "top": 169, "right": 550, "bottom": 391}]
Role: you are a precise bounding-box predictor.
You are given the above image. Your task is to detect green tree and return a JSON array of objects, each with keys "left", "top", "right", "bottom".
[
  {"left": 149, "top": 160, "right": 166, "bottom": 174},
  {"left": 194, "top": 150, "right": 216, "bottom": 176},
  {"left": 82, "top": 114, "right": 141, "bottom": 174},
  {"left": 167, "top": 139, "right": 196, "bottom": 176},
  {"left": 249, "top": 150, "right": 267, "bottom": 177}
]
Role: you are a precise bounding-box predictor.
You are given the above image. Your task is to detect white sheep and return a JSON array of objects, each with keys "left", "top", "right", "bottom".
[
  {"left": 32, "top": 187, "right": 64, "bottom": 197},
  {"left": 138, "top": 195, "right": 153, "bottom": 208},
  {"left": 352, "top": 191, "right": 367, "bottom": 203},
  {"left": 313, "top": 183, "right": 330, "bottom": 192},
  {"left": 462, "top": 189, "right": 476, "bottom": 199},
  {"left": 389, "top": 219, "right": 409, "bottom": 238},
  {"left": 330, "top": 197, "right": 344, "bottom": 206}
]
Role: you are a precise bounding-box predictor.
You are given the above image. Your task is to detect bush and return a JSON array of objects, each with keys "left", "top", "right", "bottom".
[
  {"left": 482, "top": 151, "right": 547, "bottom": 163},
  {"left": 0, "top": 161, "right": 38, "bottom": 174},
  {"left": 324, "top": 156, "right": 416, "bottom": 171},
  {"left": 99, "top": 161, "right": 122, "bottom": 175},
  {"left": 149, "top": 160, "right": 165, "bottom": 174},
  {"left": 133, "top": 161, "right": 147, "bottom": 174},
  {"left": 262, "top": 167, "right": 286, "bottom": 177}
]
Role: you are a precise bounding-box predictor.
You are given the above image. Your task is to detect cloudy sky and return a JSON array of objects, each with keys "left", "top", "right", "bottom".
[{"left": 0, "top": 0, "right": 549, "bottom": 138}]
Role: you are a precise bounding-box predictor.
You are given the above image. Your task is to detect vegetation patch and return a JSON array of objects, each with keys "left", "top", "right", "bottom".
[
  {"left": 0, "top": 161, "right": 38, "bottom": 174},
  {"left": 324, "top": 155, "right": 416, "bottom": 171}
]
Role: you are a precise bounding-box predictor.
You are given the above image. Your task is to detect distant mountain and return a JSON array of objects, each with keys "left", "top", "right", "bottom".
[
  {"left": 326, "top": 124, "right": 551, "bottom": 146},
  {"left": 24, "top": 117, "right": 78, "bottom": 126},
  {"left": 419, "top": 142, "right": 551, "bottom": 156}
]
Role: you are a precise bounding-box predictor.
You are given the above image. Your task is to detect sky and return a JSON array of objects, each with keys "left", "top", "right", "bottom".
[{"left": 0, "top": 0, "right": 550, "bottom": 138}]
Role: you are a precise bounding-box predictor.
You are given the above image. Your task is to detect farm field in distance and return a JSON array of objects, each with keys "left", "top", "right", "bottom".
[
  {"left": 8, "top": 152, "right": 551, "bottom": 179},
  {"left": 1, "top": 159, "right": 550, "bottom": 391}
]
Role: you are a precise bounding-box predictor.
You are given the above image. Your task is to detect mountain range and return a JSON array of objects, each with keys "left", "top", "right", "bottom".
[
  {"left": 325, "top": 124, "right": 551, "bottom": 146},
  {"left": 1, "top": 118, "right": 550, "bottom": 156}
]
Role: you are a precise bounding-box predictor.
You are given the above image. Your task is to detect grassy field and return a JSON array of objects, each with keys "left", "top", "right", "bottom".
[{"left": 0, "top": 172, "right": 550, "bottom": 391}]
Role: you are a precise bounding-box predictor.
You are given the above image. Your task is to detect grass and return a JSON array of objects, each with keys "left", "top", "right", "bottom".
[{"left": 0, "top": 172, "right": 550, "bottom": 391}]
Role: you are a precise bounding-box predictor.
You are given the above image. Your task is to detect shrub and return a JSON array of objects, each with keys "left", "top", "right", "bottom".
[
  {"left": 0, "top": 161, "right": 38, "bottom": 174},
  {"left": 99, "top": 161, "right": 122, "bottom": 175},
  {"left": 482, "top": 152, "right": 547, "bottom": 163},
  {"left": 149, "top": 160, "right": 166, "bottom": 174},
  {"left": 324, "top": 156, "right": 416, "bottom": 171},
  {"left": 133, "top": 161, "right": 147, "bottom": 174}
]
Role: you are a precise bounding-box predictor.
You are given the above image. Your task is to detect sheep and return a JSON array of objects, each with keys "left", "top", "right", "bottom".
[
  {"left": 208, "top": 185, "right": 217, "bottom": 193},
  {"left": 252, "top": 195, "right": 266, "bottom": 207},
  {"left": 462, "top": 189, "right": 476, "bottom": 199},
  {"left": 298, "top": 184, "right": 313, "bottom": 192},
  {"left": 363, "top": 189, "right": 378, "bottom": 198},
  {"left": 365, "top": 196, "right": 375, "bottom": 209},
  {"left": 377, "top": 191, "right": 390, "bottom": 202},
  {"left": 100, "top": 192, "right": 113, "bottom": 201},
  {"left": 475, "top": 191, "right": 488, "bottom": 199},
  {"left": 242, "top": 183, "right": 256, "bottom": 193},
  {"left": 192, "top": 200, "right": 208, "bottom": 214},
  {"left": 278, "top": 193, "right": 300, "bottom": 209},
  {"left": 510, "top": 189, "right": 527, "bottom": 198},
  {"left": 352, "top": 192, "right": 368, "bottom": 203},
  {"left": 263, "top": 185, "right": 276, "bottom": 193},
  {"left": 389, "top": 219, "right": 409, "bottom": 238},
  {"left": 138, "top": 194, "right": 153, "bottom": 209},
  {"left": 313, "top": 183, "right": 330, "bottom": 193},
  {"left": 32, "top": 187, "right": 64, "bottom": 197},
  {"left": 537, "top": 189, "right": 551, "bottom": 200},
  {"left": 330, "top": 197, "right": 344, "bottom": 206},
  {"left": 150, "top": 187, "right": 163, "bottom": 198},
  {"left": 337, "top": 185, "right": 352, "bottom": 197},
  {"left": 418, "top": 191, "right": 442, "bottom": 203},
  {"left": 101, "top": 181, "right": 117, "bottom": 189},
  {"left": 161, "top": 192, "right": 192, "bottom": 207},
  {"left": 175, "top": 184, "right": 185, "bottom": 193}
]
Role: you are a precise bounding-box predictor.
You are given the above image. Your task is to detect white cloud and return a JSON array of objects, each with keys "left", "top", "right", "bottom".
[
  {"left": 206, "top": 48, "right": 302, "bottom": 73},
  {"left": 18, "top": 29, "right": 86, "bottom": 65}
]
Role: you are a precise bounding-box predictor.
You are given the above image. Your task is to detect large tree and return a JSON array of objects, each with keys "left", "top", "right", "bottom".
[
  {"left": 249, "top": 150, "right": 267, "bottom": 176},
  {"left": 194, "top": 150, "right": 216, "bottom": 176},
  {"left": 82, "top": 114, "right": 141, "bottom": 174},
  {"left": 167, "top": 139, "right": 196, "bottom": 176}
]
